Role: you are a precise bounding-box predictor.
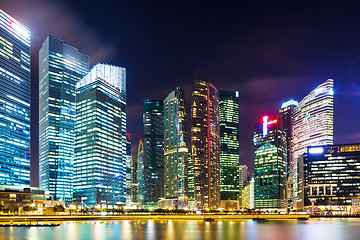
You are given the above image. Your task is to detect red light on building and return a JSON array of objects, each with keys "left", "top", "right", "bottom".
[{"left": 268, "top": 119, "right": 278, "bottom": 125}]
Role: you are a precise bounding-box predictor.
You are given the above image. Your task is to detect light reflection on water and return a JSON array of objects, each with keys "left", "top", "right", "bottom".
[{"left": 0, "top": 218, "right": 360, "bottom": 240}]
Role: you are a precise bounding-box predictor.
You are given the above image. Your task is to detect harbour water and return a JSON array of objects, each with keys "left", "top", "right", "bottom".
[{"left": 0, "top": 218, "right": 359, "bottom": 240}]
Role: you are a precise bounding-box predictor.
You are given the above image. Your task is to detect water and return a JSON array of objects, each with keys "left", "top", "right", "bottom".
[{"left": 1, "top": 218, "right": 360, "bottom": 240}]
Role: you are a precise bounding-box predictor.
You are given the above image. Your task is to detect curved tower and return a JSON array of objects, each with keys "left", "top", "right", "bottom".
[
  {"left": 163, "top": 87, "right": 188, "bottom": 209},
  {"left": 291, "top": 79, "right": 334, "bottom": 207}
]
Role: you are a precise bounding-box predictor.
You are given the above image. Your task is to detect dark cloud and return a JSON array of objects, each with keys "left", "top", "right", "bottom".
[{"left": 2, "top": 0, "right": 116, "bottom": 64}]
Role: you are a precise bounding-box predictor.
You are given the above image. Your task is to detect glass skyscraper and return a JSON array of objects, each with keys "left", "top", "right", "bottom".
[
  {"left": 143, "top": 99, "right": 164, "bottom": 204},
  {"left": 74, "top": 63, "right": 127, "bottom": 207},
  {"left": 279, "top": 99, "right": 298, "bottom": 206},
  {"left": 163, "top": 87, "right": 188, "bottom": 208},
  {"left": 191, "top": 69, "right": 220, "bottom": 210},
  {"left": 137, "top": 139, "right": 145, "bottom": 203},
  {"left": 39, "top": 36, "right": 89, "bottom": 202},
  {"left": 219, "top": 90, "right": 239, "bottom": 200},
  {"left": 187, "top": 152, "right": 194, "bottom": 199},
  {"left": 0, "top": 10, "right": 31, "bottom": 186},
  {"left": 291, "top": 79, "right": 334, "bottom": 208},
  {"left": 253, "top": 116, "right": 287, "bottom": 209}
]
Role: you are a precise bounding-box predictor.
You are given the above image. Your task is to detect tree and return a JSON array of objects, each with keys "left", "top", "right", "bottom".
[
  {"left": 53, "top": 204, "right": 65, "bottom": 212},
  {"left": 23, "top": 205, "right": 37, "bottom": 212}
]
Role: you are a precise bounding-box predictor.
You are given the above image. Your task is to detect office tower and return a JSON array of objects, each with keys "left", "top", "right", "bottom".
[
  {"left": 291, "top": 79, "right": 334, "bottom": 207},
  {"left": 74, "top": 63, "right": 127, "bottom": 206},
  {"left": 299, "top": 144, "right": 360, "bottom": 211},
  {"left": 163, "top": 87, "right": 188, "bottom": 208},
  {"left": 239, "top": 165, "right": 248, "bottom": 188},
  {"left": 39, "top": 36, "right": 89, "bottom": 201},
  {"left": 143, "top": 100, "right": 164, "bottom": 204},
  {"left": 125, "top": 133, "right": 132, "bottom": 205},
  {"left": 219, "top": 90, "right": 240, "bottom": 200},
  {"left": 0, "top": 10, "right": 31, "bottom": 186},
  {"left": 137, "top": 139, "right": 145, "bottom": 203},
  {"left": 253, "top": 116, "right": 287, "bottom": 209},
  {"left": 279, "top": 99, "right": 298, "bottom": 204},
  {"left": 191, "top": 69, "right": 220, "bottom": 210},
  {"left": 187, "top": 152, "right": 194, "bottom": 199},
  {"left": 130, "top": 154, "right": 138, "bottom": 203}
]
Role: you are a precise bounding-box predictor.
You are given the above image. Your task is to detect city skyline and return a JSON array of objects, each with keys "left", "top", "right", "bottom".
[{"left": 2, "top": 1, "right": 360, "bottom": 186}]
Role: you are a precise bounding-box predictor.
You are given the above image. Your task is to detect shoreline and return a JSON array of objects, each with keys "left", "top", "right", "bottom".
[{"left": 0, "top": 214, "right": 310, "bottom": 223}]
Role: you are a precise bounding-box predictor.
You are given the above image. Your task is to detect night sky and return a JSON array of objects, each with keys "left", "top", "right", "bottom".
[{"left": 3, "top": 1, "right": 360, "bottom": 186}]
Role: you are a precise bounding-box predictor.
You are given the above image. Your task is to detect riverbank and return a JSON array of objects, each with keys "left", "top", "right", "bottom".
[{"left": 0, "top": 214, "right": 309, "bottom": 223}]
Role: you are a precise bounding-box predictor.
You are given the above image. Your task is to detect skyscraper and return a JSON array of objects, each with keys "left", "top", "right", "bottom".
[
  {"left": 130, "top": 153, "right": 138, "bottom": 203},
  {"left": 137, "top": 139, "right": 145, "bottom": 203},
  {"left": 74, "top": 63, "right": 127, "bottom": 206},
  {"left": 39, "top": 36, "right": 89, "bottom": 202},
  {"left": 219, "top": 90, "right": 240, "bottom": 201},
  {"left": 279, "top": 99, "right": 298, "bottom": 205},
  {"left": 143, "top": 99, "right": 164, "bottom": 204},
  {"left": 125, "top": 133, "right": 132, "bottom": 205},
  {"left": 187, "top": 152, "right": 194, "bottom": 199},
  {"left": 0, "top": 10, "right": 31, "bottom": 186},
  {"left": 191, "top": 69, "right": 220, "bottom": 210},
  {"left": 291, "top": 79, "right": 334, "bottom": 208},
  {"left": 239, "top": 165, "right": 248, "bottom": 189},
  {"left": 253, "top": 116, "right": 287, "bottom": 209},
  {"left": 163, "top": 87, "right": 188, "bottom": 208}
]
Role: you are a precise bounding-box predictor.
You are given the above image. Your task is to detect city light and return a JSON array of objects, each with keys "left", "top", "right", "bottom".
[{"left": 308, "top": 147, "right": 324, "bottom": 154}]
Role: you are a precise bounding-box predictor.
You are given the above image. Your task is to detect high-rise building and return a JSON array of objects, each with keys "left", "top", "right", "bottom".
[
  {"left": 239, "top": 165, "right": 248, "bottom": 189},
  {"left": 191, "top": 69, "right": 220, "bottom": 210},
  {"left": 125, "top": 133, "right": 132, "bottom": 205},
  {"left": 39, "top": 36, "right": 89, "bottom": 202},
  {"left": 130, "top": 153, "right": 138, "bottom": 203},
  {"left": 299, "top": 144, "right": 360, "bottom": 211},
  {"left": 74, "top": 63, "right": 127, "bottom": 206},
  {"left": 163, "top": 87, "right": 188, "bottom": 208},
  {"left": 219, "top": 90, "right": 240, "bottom": 201},
  {"left": 291, "top": 79, "right": 334, "bottom": 207},
  {"left": 279, "top": 99, "right": 298, "bottom": 205},
  {"left": 137, "top": 139, "right": 145, "bottom": 203},
  {"left": 253, "top": 116, "right": 287, "bottom": 209},
  {"left": 143, "top": 100, "right": 164, "bottom": 204},
  {"left": 187, "top": 152, "right": 194, "bottom": 199},
  {"left": 0, "top": 10, "right": 31, "bottom": 186}
]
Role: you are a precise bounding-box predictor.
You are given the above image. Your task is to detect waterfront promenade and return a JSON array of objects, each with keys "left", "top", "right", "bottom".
[{"left": 0, "top": 214, "right": 309, "bottom": 223}]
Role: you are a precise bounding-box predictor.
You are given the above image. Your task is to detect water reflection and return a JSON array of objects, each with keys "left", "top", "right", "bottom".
[{"left": 0, "top": 218, "right": 359, "bottom": 240}]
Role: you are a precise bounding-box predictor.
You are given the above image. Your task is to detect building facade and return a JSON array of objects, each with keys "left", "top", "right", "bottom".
[
  {"left": 279, "top": 99, "right": 298, "bottom": 205},
  {"left": 125, "top": 133, "right": 132, "bottom": 205},
  {"left": 300, "top": 144, "right": 360, "bottom": 211},
  {"left": 39, "top": 36, "right": 89, "bottom": 201},
  {"left": 137, "top": 139, "right": 145, "bottom": 203},
  {"left": 143, "top": 100, "right": 164, "bottom": 204},
  {"left": 291, "top": 79, "right": 334, "bottom": 208},
  {"left": 187, "top": 152, "right": 194, "bottom": 199},
  {"left": 191, "top": 69, "right": 220, "bottom": 210},
  {"left": 0, "top": 10, "right": 31, "bottom": 186},
  {"left": 163, "top": 88, "right": 188, "bottom": 208},
  {"left": 253, "top": 116, "right": 287, "bottom": 209},
  {"left": 219, "top": 90, "right": 240, "bottom": 201},
  {"left": 239, "top": 165, "right": 249, "bottom": 189},
  {"left": 74, "top": 63, "right": 127, "bottom": 207}
]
